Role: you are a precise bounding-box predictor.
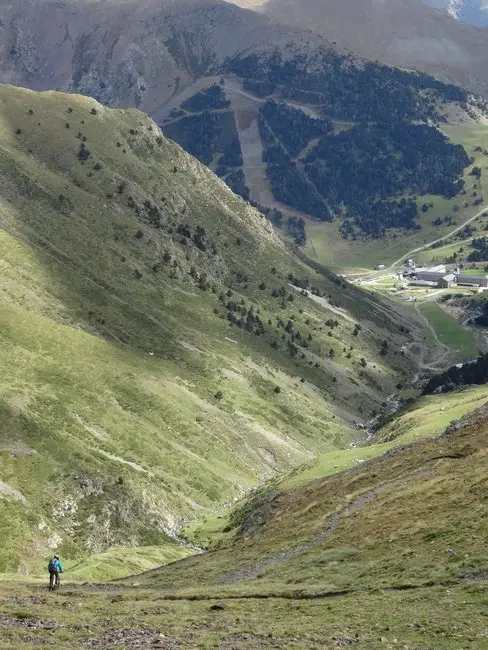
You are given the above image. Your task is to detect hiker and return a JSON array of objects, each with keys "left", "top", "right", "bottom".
[{"left": 48, "top": 555, "right": 63, "bottom": 591}]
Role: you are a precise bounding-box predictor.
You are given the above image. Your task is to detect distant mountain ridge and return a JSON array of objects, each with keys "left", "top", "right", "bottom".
[
  {"left": 425, "top": 0, "right": 488, "bottom": 27},
  {"left": 228, "top": 0, "right": 488, "bottom": 97},
  {"left": 0, "top": 0, "right": 330, "bottom": 114}
]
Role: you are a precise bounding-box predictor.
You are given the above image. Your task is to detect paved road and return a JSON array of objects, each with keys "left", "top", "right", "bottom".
[{"left": 388, "top": 205, "right": 488, "bottom": 270}]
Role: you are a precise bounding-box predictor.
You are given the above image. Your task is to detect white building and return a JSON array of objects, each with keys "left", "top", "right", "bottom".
[{"left": 429, "top": 264, "right": 447, "bottom": 274}]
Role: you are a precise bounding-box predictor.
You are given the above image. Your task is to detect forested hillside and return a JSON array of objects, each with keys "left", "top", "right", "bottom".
[
  {"left": 163, "top": 50, "right": 484, "bottom": 238},
  {"left": 227, "top": 48, "right": 469, "bottom": 122},
  {"left": 257, "top": 103, "right": 470, "bottom": 234}
]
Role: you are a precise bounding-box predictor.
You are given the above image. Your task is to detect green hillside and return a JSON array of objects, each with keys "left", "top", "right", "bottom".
[
  {"left": 183, "top": 383, "right": 488, "bottom": 546},
  {"left": 115, "top": 397, "right": 487, "bottom": 649},
  {"left": 0, "top": 84, "right": 432, "bottom": 572}
]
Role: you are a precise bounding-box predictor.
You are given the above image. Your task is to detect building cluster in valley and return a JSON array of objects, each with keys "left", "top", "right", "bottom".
[{"left": 400, "top": 260, "right": 488, "bottom": 289}]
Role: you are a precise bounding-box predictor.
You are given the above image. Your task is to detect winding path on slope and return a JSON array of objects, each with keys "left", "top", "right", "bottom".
[
  {"left": 225, "top": 77, "right": 356, "bottom": 125},
  {"left": 219, "top": 464, "right": 437, "bottom": 585}
]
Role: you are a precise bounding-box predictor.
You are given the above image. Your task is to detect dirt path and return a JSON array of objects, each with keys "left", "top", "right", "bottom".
[
  {"left": 224, "top": 81, "right": 266, "bottom": 104},
  {"left": 225, "top": 79, "right": 356, "bottom": 126},
  {"left": 161, "top": 105, "right": 230, "bottom": 127},
  {"left": 290, "top": 285, "right": 355, "bottom": 323},
  {"left": 259, "top": 115, "right": 332, "bottom": 216},
  {"left": 219, "top": 466, "right": 434, "bottom": 585},
  {"left": 419, "top": 236, "right": 474, "bottom": 255}
]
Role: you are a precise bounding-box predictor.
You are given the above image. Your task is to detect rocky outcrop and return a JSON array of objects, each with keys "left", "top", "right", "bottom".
[{"left": 0, "top": 0, "right": 324, "bottom": 114}]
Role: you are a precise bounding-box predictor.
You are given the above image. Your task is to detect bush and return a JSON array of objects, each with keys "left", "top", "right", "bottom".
[{"left": 78, "top": 144, "right": 91, "bottom": 161}]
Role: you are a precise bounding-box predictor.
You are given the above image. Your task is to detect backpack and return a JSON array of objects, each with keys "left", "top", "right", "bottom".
[{"left": 48, "top": 559, "right": 56, "bottom": 571}]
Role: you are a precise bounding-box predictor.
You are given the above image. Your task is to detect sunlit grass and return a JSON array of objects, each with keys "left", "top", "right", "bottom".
[{"left": 418, "top": 301, "right": 481, "bottom": 359}]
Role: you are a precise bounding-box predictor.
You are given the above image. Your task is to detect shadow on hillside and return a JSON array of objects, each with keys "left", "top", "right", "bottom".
[{"left": 0, "top": 91, "right": 197, "bottom": 362}]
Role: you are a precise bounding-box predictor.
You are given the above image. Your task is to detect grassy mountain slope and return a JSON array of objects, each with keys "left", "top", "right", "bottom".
[
  {"left": 0, "top": 84, "right": 429, "bottom": 571},
  {"left": 281, "top": 383, "right": 488, "bottom": 485},
  {"left": 182, "top": 383, "right": 488, "bottom": 547}
]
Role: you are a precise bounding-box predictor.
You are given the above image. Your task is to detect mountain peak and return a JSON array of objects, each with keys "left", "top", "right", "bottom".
[{"left": 424, "top": 0, "right": 488, "bottom": 27}]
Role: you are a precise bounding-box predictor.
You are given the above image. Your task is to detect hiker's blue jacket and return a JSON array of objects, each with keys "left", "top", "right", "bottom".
[{"left": 48, "top": 558, "right": 63, "bottom": 572}]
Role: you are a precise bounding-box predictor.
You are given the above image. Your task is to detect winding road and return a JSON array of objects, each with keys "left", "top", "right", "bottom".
[{"left": 388, "top": 205, "right": 488, "bottom": 270}]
